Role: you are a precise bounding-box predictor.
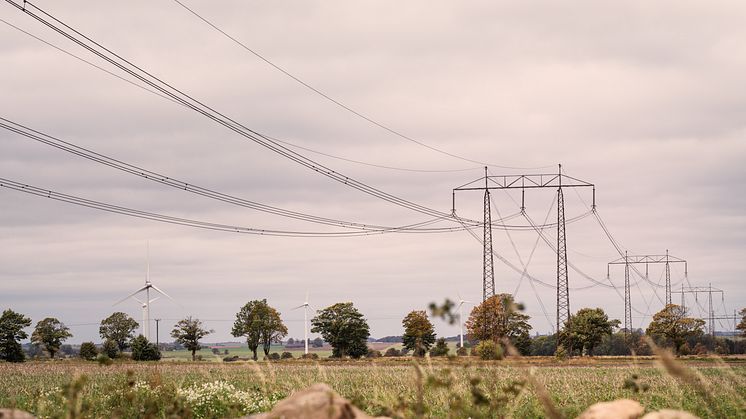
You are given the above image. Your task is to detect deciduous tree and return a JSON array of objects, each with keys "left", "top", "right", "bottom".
[
  {"left": 31, "top": 317, "right": 72, "bottom": 359},
  {"left": 646, "top": 304, "right": 704, "bottom": 354},
  {"left": 171, "top": 317, "right": 213, "bottom": 361},
  {"left": 561, "top": 308, "right": 620, "bottom": 356},
  {"left": 260, "top": 306, "right": 288, "bottom": 358},
  {"left": 311, "top": 302, "right": 369, "bottom": 358},
  {"left": 99, "top": 312, "right": 139, "bottom": 352},
  {"left": 401, "top": 310, "right": 436, "bottom": 357},
  {"left": 0, "top": 309, "right": 32, "bottom": 362},
  {"left": 465, "top": 294, "right": 531, "bottom": 353},
  {"left": 232, "top": 299, "right": 287, "bottom": 360}
]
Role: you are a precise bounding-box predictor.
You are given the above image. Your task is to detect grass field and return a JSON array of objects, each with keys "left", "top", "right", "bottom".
[
  {"left": 0, "top": 356, "right": 744, "bottom": 418},
  {"left": 161, "top": 342, "right": 401, "bottom": 361}
]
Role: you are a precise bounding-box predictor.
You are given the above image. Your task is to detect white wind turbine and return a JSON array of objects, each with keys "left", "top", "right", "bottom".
[
  {"left": 457, "top": 292, "right": 473, "bottom": 349},
  {"left": 114, "top": 245, "right": 173, "bottom": 340},
  {"left": 132, "top": 296, "right": 160, "bottom": 337},
  {"left": 292, "top": 291, "right": 312, "bottom": 355}
]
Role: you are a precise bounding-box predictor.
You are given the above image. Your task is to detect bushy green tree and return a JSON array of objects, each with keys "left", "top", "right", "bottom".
[
  {"left": 429, "top": 338, "right": 450, "bottom": 357},
  {"left": 0, "top": 309, "right": 32, "bottom": 362},
  {"left": 646, "top": 304, "right": 704, "bottom": 354},
  {"left": 102, "top": 339, "right": 119, "bottom": 358},
  {"left": 529, "top": 334, "right": 557, "bottom": 356},
  {"left": 311, "top": 302, "right": 370, "bottom": 358},
  {"left": 465, "top": 294, "right": 531, "bottom": 352},
  {"left": 79, "top": 341, "right": 98, "bottom": 360},
  {"left": 131, "top": 335, "right": 161, "bottom": 361},
  {"left": 31, "top": 317, "right": 72, "bottom": 359},
  {"left": 561, "top": 308, "right": 620, "bottom": 356},
  {"left": 171, "top": 317, "right": 213, "bottom": 361},
  {"left": 402, "top": 310, "right": 436, "bottom": 357},
  {"left": 99, "top": 312, "right": 138, "bottom": 351},
  {"left": 232, "top": 299, "right": 287, "bottom": 360}
]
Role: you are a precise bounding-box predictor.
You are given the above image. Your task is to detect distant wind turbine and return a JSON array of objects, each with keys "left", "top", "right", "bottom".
[
  {"left": 292, "top": 291, "right": 313, "bottom": 355},
  {"left": 114, "top": 244, "right": 173, "bottom": 340},
  {"left": 457, "top": 292, "right": 473, "bottom": 349}
]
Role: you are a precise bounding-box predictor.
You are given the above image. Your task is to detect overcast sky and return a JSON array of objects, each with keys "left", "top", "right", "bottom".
[{"left": 1, "top": 0, "right": 744, "bottom": 344}]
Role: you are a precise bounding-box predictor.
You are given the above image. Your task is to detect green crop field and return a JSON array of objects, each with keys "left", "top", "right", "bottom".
[{"left": 0, "top": 356, "right": 744, "bottom": 418}]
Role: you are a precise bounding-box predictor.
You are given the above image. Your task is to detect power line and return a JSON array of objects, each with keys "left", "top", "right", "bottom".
[
  {"left": 168, "top": 0, "right": 553, "bottom": 171},
  {"left": 0, "top": 117, "right": 479, "bottom": 233},
  {"left": 4, "top": 0, "right": 468, "bottom": 222},
  {"left": 0, "top": 16, "right": 482, "bottom": 176},
  {"left": 0, "top": 177, "right": 457, "bottom": 238}
]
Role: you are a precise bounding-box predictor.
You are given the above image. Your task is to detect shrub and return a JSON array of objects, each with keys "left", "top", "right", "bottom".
[
  {"left": 223, "top": 356, "right": 239, "bottom": 362},
  {"left": 131, "top": 335, "right": 161, "bottom": 361},
  {"left": 555, "top": 344, "right": 568, "bottom": 360},
  {"left": 281, "top": 351, "right": 294, "bottom": 359},
  {"left": 679, "top": 342, "right": 691, "bottom": 356},
  {"left": 384, "top": 347, "right": 401, "bottom": 357},
  {"left": 693, "top": 343, "right": 708, "bottom": 355},
  {"left": 96, "top": 354, "right": 113, "bottom": 366},
  {"left": 475, "top": 340, "right": 502, "bottom": 360},
  {"left": 456, "top": 346, "right": 468, "bottom": 357},
  {"left": 102, "top": 339, "right": 119, "bottom": 359},
  {"left": 366, "top": 349, "right": 382, "bottom": 358},
  {"left": 267, "top": 353, "right": 280, "bottom": 360},
  {"left": 301, "top": 353, "right": 319, "bottom": 360},
  {"left": 429, "top": 338, "right": 449, "bottom": 357},
  {"left": 79, "top": 342, "right": 98, "bottom": 360}
]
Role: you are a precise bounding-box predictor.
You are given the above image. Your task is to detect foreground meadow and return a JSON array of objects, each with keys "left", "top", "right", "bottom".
[{"left": 0, "top": 357, "right": 744, "bottom": 418}]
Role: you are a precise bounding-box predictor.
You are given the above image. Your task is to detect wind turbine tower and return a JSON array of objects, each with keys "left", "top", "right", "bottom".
[
  {"left": 114, "top": 245, "right": 173, "bottom": 340},
  {"left": 457, "top": 293, "right": 472, "bottom": 349},
  {"left": 293, "top": 292, "right": 312, "bottom": 355}
]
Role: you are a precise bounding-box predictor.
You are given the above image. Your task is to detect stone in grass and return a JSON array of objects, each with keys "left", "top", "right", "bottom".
[
  {"left": 249, "top": 383, "right": 389, "bottom": 419},
  {"left": 0, "top": 409, "right": 36, "bottom": 418},
  {"left": 576, "top": 399, "right": 645, "bottom": 419},
  {"left": 641, "top": 411, "right": 700, "bottom": 419}
]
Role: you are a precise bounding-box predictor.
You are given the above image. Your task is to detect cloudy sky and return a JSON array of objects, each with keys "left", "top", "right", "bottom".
[{"left": 1, "top": 0, "right": 744, "bottom": 344}]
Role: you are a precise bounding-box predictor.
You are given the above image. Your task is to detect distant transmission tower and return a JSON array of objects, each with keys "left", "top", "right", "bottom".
[
  {"left": 453, "top": 165, "right": 595, "bottom": 334},
  {"left": 680, "top": 284, "right": 724, "bottom": 337},
  {"left": 607, "top": 251, "right": 688, "bottom": 334}
]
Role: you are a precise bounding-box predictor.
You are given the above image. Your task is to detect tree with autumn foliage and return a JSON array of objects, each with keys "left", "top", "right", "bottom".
[
  {"left": 465, "top": 294, "right": 531, "bottom": 354},
  {"left": 402, "top": 310, "right": 436, "bottom": 357}
]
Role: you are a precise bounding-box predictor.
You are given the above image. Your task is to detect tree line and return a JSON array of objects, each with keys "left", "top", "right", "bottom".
[{"left": 1, "top": 300, "right": 745, "bottom": 362}]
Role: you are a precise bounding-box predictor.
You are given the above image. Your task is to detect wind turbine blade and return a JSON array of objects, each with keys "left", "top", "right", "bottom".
[
  {"left": 132, "top": 296, "right": 144, "bottom": 305},
  {"left": 150, "top": 284, "right": 174, "bottom": 301},
  {"left": 149, "top": 296, "right": 161, "bottom": 304},
  {"left": 457, "top": 291, "right": 462, "bottom": 301},
  {"left": 291, "top": 304, "right": 306, "bottom": 310},
  {"left": 113, "top": 285, "right": 148, "bottom": 306}
]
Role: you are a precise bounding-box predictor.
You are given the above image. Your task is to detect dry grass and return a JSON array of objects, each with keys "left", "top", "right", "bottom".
[{"left": 0, "top": 356, "right": 744, "bottom": 418}]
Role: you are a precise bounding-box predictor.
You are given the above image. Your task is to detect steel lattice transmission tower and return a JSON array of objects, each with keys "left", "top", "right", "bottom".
[
  {"left": 680, "top": 284, "right": 724, "bottom": 337},
  {"left": 452, "top": 165, "right": 595, "bottom": 331},
  {"left": 608, "top": 251, "right": 688, "bottom": 335},
  {"left": 556, "top": 184, "right": 570, "bottom": 333},
  {"left": 482, "top": 183, "right": 496, "bottom": 301}
]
